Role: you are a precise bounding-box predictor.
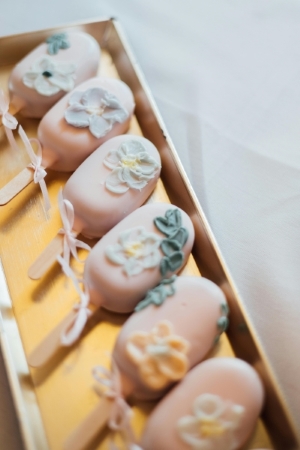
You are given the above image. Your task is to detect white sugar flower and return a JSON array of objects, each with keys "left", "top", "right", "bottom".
[
  {"left": 105, "top": 226, "right": 161, "bottom": 276},
  {"left": 177, "top": 394, "right": 244, "bottom": 450},
  {"left": 103, "top": 140, "right": 160, "bottom": 193},
  {"left": 64, "top": 87, "right": 129, "bottom": 138},
  {"left": 23, "top": 55, "right": 76, "bottom": 96}
]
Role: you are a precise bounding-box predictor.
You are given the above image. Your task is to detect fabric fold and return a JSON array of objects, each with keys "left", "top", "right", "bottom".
[
  {"left": 57, "top": 189, "right": 91, "bottom": 264},
  {"left": 18, "top": 125, "right": 51, "bottom": 211},
  {"left": 0, "top": 89, "right": 19, "bottom": 153},
  {"left": 93, "top": 360, "right": 140, "bottom": 450},
  {"left": 57, "top": 254, "right": 91, "bottom": 346}
]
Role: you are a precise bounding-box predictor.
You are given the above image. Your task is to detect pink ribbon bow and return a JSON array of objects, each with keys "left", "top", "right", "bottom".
[
  {"left": 57, "top": 255, "right": 92, "bottom": 346},
  {"left": 0, "top": 89, "right": 19, "bottom": 152},
  {"left": 58, "top": 189, "right": 91, "bottom": 264},
  {"left": 93, "top": 360, "right": 141, "bottom": 450},
  {"left": 18, "top": 125, "right": 51, "bottom": 211}
]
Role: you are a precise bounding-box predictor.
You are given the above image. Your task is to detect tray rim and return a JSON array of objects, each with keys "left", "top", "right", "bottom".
[{"left": 0, "top": 16, "right": 298, "bottom": 450}]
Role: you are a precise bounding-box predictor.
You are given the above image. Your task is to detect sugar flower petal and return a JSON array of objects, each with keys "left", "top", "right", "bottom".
[
  {"left": 103, "top": 140, "right": 160, "bottom": 194},
  {"left": 64, "top": 86, "right": 129, "bottom": 137},
  {"left": 177, "top": 393, "right": 245, "bottom": 450},
  {"left": 34, "top": 74, "right": 61, "bottom": 96},
  {"left": 64, "top": 105, "right": 90, "bottom": 127},
  {"left": 23, "top": 56, "right": 76, "bottom": 97},
  {"left": 89, "top": 114, "right": 112, "bottom": 138},
  {"left": 125, "top": 320, "right": 189, "bottom": 390},
  {"left": 105, "top": 226, "right": 162, "bottom": 276}
]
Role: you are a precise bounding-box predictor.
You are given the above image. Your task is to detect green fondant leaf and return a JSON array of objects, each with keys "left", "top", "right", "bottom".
[
  {"left": 169, "top": 227, "right": 189, "bottom": 248},
  {"left": 154, "top": 208, "right": 183, "bottom": 237},
  {"left": 221, "top": 302, "right": 229, "bottom": 316},
  {"left": 162, "top": 274, "right": 177, "bottom": 285},
  {"left": 167, "top": 251, "right": 184, "bottom": 272},
  {"left": 154, "top": 216, "right": 173, "bottom": 236},
  {"left": 217, "top": 316, "right": 229, "bottom": 332},
  {"left": 165, "top": 208, "right": 182, "bottom": 227},
  {"left": 46, "top": 33, "right": 70, "bottom": 55},
  {"left": 160, "top": 238, "right": 181, "bottom": 256},
  {"left": 160, "top": 257, "right": 169, "bottom": 277},
  {"left": 134, "top": 275, "right": 177, "bottom": 311},
  {"left": 213, "top": 335, "right": 221, "bottom": 345}
]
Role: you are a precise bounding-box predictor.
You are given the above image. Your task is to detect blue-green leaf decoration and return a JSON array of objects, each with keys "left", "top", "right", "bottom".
[
  {"left": 160, "top": 252, "right": 184, "bottom": 276},
  {"left": 160, "top": 258, "right": 169, "bottom": 277},
  {"left": 134, "top": 275, "right": 177, "bottom": 311},
  {"left": 221, "top": 302, "right": 229, "bottom": 316},
  {"left": 213, "top": 302, "right": 230, "bottom": 345},
  {"left": 217, "top": 316, "right": 229, "bottom": 332},
  {"left": 46, "top": 33, "right": 70, "bottom": 55},
  {"left": 154, "top": 208, "right": 182, "bottom": 237},
  {"left": 169, "top": 227, "right": 189, "bottom": 248},
  {"left": 160, "top": 238, "right": 181, "bottom": 256},
  {"left": 154, "top": 209, "right": 189, "bottom": 277}
]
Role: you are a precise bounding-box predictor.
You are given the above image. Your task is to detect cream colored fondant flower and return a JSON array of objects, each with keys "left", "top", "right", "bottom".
[
  {"left": 64, "top": 87, "right": 128, "bottom": 138},
  {"left": 105, "top": 226, "right": 161, "bottom": 276},
  {"left": 23, "top": 55, "right": 76, "bottom": 96},
  {"left": 177, "top": 393, "right": 245, "bottom": 450},
  {"left": 103, "top": 140, "right": 160, "bottom": 194},
  {"left": 126, "top": 320, "right": 190, "bottom": 390}
]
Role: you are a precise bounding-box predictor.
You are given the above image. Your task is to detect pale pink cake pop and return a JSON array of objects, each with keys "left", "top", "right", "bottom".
[
  {"left": 0, "top": 76, "right": 135, "bottom": 207},
  {"left": 38, "top": 77, "right": 135, "bottom": 171},
  {"left": 84, "top": 203, "right": 195, "bottom": 313},
  {"left": 8, "top": 31, "right": 101, "bottom": 118},
  {"left": 28, "top": 203, "right": 195, "bottom": 365},
  {"left": 28, "top": 134, "right": 161, "bottom": 278},
  {"left": 64, "top": 276, "right": 229, "bottom": 450},
  {"left": 140, "top": 358, "right": 264, "bottom": 450},
  {"left": 112, "top": 276, "right": 229, "bottom": 401},
  {"left": 63, "top": 134, "right": 161, "bottom": 239}
]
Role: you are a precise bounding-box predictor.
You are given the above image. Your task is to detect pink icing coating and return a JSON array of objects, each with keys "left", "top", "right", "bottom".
[
  {"left": 8, "top": 31, "right": 101, "bottom": 118},
  {"left": 140, "top": 358, "right": 264, "bottom": 450},
  {"left": 113, "top": 276, "right": 227, "bottom": 401},
  {"left": 63, "top": 134, "right": 161, "bottom": 238},
  {"left": 38, "top": 77, "right": 135, "bottom": 171},
  {"left": 84, "top": 203, "right": 195, "bottom": 312}
]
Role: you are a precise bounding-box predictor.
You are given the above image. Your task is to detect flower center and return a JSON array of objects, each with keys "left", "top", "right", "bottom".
[
  {"left": 42, "top": 70, "right": 53, "bottom": 78},
  {"left": 199, "top": 418, "right": 225, "bottom": 438},
  {"left": 120, "top": 155, "right": 139, "bottom": 169},
  {"left": 124, "top": 240, "right": 144, "bottom": 257},
  {"left": 86, "top": 105, "right": 106, "bottom": 116}
]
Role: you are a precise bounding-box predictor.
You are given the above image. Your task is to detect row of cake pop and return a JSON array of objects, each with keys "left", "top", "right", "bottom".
[
  {"left": 0, "top": 30, "right": 135, "bottom": 213},
  {"left": 61, "top": 272, "right": 265, "bottom": 450},
  {"left": 1, "top": 31, "right": 269, "bottom": 450}
]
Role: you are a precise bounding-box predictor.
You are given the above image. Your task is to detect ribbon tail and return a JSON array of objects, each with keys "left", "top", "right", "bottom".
[
  {"left": 38, "top": 178, "right": 51, "bottom": 212},
  {"left": 62, "top": 235, "right": 71, "bottom": 265},
  {"left": 60, "top": 308, "right": 90, "bottom": 346},
  {"left": 70, "top": 239, "right": 92, "bottom": 262},
  {"left": 4, "top": 127, "right": 19, "bottom": 152}
]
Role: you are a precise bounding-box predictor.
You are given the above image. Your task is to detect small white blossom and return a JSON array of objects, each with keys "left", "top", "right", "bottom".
[
  {"left": 177, "top": 394, "right": 244, "bottom": 450},
  {"left": 105, "top": 226, "right": 161, "bottom": 276},
  {"left": 64, "top": 87, "right": 129, "bottom": 138},
  {"left": 103, "top": 140, "right": 160, "bottom": 193},
  {"left": 23, "top": 55, "right": 76, "bottom": 96}
]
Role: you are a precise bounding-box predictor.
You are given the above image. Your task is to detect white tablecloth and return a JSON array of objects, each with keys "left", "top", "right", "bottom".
[{"left": 1, "top": 1, "right": 300, "bottom": 448}]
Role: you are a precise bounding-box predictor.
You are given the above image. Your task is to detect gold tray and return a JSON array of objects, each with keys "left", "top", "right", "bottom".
[{"left": 0, "top": 18, "right": 298, "bottom": 450}]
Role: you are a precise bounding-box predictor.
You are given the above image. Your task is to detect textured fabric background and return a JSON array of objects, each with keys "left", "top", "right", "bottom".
[{"left": 1, "top": 1, "right": 300, "bottom": 448}]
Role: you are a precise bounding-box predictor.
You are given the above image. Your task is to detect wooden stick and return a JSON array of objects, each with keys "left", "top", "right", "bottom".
[
  {"left": 0, "top": 167, "right": 33, "bottom": 205},
  {"left": 27, "top": 304, "right": 98, "bottom": 368},
  {"left": 28, "top": 234, "right": 66, "bottom": 280},
  {"left": 64, "top": 397, "right": 113, "bottom": 450}
]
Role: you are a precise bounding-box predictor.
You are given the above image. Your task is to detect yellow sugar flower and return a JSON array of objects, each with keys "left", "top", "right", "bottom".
[{"left": 125, "top": 320, "right": 190, "bottom": 390}]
